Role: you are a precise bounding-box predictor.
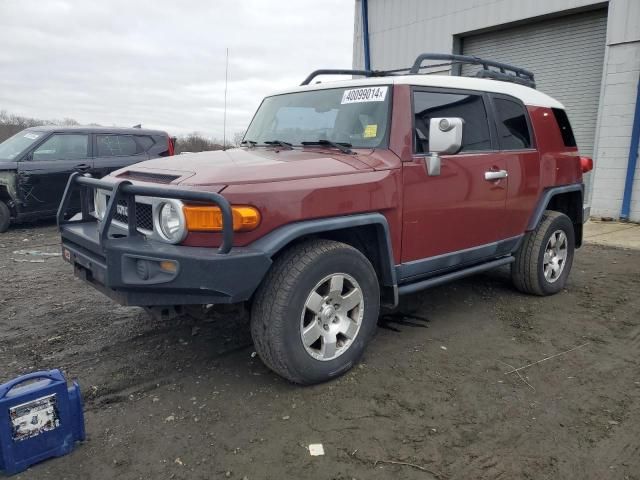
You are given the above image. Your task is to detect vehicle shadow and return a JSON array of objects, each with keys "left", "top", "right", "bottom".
[{"left": 74, "top": 266, "right": 517, "bottom": 403}]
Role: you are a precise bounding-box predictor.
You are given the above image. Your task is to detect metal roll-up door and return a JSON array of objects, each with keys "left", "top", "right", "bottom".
[{"left": 461, "top": 8, "right": 607, "bottom": 194}]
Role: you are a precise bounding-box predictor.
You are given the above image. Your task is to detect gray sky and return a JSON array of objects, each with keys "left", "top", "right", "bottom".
[{"left": 0, "top": 0, "right": 355, "bottom": 139}]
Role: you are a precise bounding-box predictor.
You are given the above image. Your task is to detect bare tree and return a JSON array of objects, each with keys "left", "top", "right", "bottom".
[
  {"left": 174, "top": 133, "right": 224, "bottom": 154},
  {"left": 233, "top": 131, "right": 245, "bottom": 147},
  {"left": 0, "top": 110, "right": 48, "bottom": 142}
]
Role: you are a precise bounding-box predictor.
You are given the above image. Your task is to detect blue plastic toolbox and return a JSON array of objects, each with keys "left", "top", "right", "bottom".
[{"left": 0, "top": 370, "right": 85, "bottom": 475}]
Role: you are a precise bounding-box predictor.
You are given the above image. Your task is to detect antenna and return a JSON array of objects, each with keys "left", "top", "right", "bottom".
[{"left": 223, "top": 47, "right": 229, "bottom": 150}]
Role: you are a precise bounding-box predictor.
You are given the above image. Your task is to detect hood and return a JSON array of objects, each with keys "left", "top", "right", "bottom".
[{"left": 112, "top": 148, "right": 374, "bottom": 186}]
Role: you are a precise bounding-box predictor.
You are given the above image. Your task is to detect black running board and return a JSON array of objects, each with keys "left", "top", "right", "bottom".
[{"left": 397, "top": 256, "right": 514, "bottom": 296}]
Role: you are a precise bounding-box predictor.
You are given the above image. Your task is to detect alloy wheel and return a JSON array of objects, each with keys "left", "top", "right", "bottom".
[
  {"left": 543, "top": 229, "right": 568, "bottom": 283},
  {"left": 299, "top": 273, "right": 364, "bottom": 361}
]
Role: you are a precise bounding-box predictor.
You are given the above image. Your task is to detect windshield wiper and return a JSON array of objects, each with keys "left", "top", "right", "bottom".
[
  {"left": 301, "top": 140, "right": 354, "bottom": 155},
  {"left": 264, "top": 140, "right": 293, "bottom": 150},
  {"left": 241, "top": 140, "right": 257, "bottom": 148}
]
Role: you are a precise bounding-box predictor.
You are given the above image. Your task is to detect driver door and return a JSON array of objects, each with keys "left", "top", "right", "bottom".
[
  {"left": 17, "top": 133, "right": 92, "bottom": 214},
  {"left": 399, "top": 88, "right": 509, "bottom": 281}
]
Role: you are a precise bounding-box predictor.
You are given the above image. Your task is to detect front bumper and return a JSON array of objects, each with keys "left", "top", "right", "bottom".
[{"left": 58, "top": 173, "right": 271, "bottom": 306}]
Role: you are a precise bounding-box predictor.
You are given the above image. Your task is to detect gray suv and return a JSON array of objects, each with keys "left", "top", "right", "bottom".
[{"left": 0, "top": 126, "right": 175, "bottom": 232}]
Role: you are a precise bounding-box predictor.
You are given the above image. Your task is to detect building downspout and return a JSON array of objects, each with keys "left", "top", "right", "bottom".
[
  {"left": 620, "top": 72, "right": 640, "bottom": 221},
  {"left": 361, "top": 0, "right": 371, "bottom": 71}
]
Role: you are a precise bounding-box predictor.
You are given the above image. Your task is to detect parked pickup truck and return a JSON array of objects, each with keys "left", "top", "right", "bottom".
[
  {"left": 0, "top": 126, "right": 175, "bottom": 232},
  {"left": 58, "top": 53, "right": 593, "bottom": 385}
]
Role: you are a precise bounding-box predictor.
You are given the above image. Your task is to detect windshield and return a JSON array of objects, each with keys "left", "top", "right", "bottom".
[
  {"left": 244, "top": 86, "right": 391, "bottom": 149},
  {"left": 0, "top": 130, "right": 44, "bottom": 160}
]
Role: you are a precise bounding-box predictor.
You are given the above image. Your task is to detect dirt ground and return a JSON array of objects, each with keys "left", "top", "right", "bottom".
[{"left": 1, "top": 221, "right": 639, "bottom": 480}]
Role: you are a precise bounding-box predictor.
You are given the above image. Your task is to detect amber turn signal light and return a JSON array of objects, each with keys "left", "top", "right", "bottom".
[
  {"left": 159, "top": 260, "right": 178, "bottom": 273},
  {"left": 183, "top": 205, "right": 261, "bottom": 232}
]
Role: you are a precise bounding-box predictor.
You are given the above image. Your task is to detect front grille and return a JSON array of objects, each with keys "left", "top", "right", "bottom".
[
  {"left": 109, "top": 197, "right": 154, "bottom": 231},
  {"left": 117, "top": 171, "right": 179, "bottom": 184}
]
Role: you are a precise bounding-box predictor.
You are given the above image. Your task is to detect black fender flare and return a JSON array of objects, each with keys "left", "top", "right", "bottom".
[
  {"left": 526, "top": 184, "right": 584, "bottom": 231},
  {"left": 251, "top": 213, "right": 398, "bottom": 287}
]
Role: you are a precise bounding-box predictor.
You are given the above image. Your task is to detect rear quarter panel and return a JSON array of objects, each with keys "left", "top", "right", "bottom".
[
  {"left": 502, "top": 106, "right": 582, "bottom": 236},
  {"left": 529, "top": 106, "right": 582, "bottom": 188}
]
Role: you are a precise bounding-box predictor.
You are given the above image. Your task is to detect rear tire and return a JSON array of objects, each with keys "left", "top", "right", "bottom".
[
  {"left": 511, "top": 210, "right": 575, "bottom": 296},
  {"left": 0, "top": 201, "right": 11, "bottom": 233},
  {"left": 250, "top": 239, "right": 380, "bottom": 385}
]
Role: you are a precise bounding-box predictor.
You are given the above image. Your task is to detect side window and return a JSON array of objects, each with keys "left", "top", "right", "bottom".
[
  {"left": 32, "top": 134, "right": 88, "bottom": 161},
  {"left": 413, "top": 91, "right": 492, "bottom": 153},
  {"left": 551, "top": 108, "right": 577, "bottom": 147},
  {"left": 493, "top": 98, "right": 532, "bottom": 149},
  {"left": 136, "top": 135, "right": 155, "bottom": 151},
  {"left": 96, "top": 135, "right": 140, "bottom": 157}
]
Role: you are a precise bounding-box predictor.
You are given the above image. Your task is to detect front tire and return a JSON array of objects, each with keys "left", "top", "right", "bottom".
[
  {"left": 251, "top": 239, "right": 380, "bottom": 385},
  {"left": 0, "top": 201, "right": 11, "bottom": 233},
  {"left": 511, "top": 210, "right": 575, "bottom": 296}
]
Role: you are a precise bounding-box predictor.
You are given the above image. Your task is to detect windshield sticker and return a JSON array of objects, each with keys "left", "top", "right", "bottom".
[
  {"left": 341, "top": 86, "right": 388, "bottom": 104},
  {"left": 23, "top": 133, "right": 40, "bottom": 140},
  {"left": 363, "top": 124, "right": 378, "bottom": 138}
]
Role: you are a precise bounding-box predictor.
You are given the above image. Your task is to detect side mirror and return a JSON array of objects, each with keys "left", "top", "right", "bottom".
[{"left": 424, "top": 117, "right": 464, "bottom": 176}]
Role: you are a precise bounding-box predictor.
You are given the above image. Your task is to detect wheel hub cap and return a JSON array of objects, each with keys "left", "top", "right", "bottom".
[
  {"left": 300, "top": 273, "right": 364, "bottom": 362},
  {"left": 321, "top": 304, "right": 336, "bottom": 322}
]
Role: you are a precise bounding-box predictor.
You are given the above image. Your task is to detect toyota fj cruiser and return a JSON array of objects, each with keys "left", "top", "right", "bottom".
[{"left": 58, "top": 54, "right": 593, "bottom": 385}]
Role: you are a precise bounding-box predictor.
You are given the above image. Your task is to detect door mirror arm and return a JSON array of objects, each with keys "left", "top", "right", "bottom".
[{"left": 425, "top": 153, "right": 441, "bottom": 176}]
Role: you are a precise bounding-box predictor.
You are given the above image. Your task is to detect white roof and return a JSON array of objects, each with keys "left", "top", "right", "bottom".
[{"left": 272, "top": 74, "right": 565, "bottom": 109}]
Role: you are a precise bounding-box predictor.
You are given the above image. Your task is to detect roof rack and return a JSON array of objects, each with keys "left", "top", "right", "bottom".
[
  {"left": 300, "top": 69, "right": 383, "bottom": 86},
  {"left": 300, "top": 52, "right": 536, "bottom": 89}
]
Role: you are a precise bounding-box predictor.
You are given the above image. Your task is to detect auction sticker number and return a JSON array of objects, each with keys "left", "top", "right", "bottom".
[{"left": 341, "top": 86, "right": 388, "bottom": 104}]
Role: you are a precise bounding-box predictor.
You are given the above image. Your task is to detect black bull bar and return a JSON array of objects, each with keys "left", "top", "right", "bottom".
[{"left": 56, "top": 172, "right": 234, "bottom": 253}]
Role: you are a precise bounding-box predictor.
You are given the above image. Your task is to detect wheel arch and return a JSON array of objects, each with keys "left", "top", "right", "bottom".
[
  {"left": 252, "top": 213, "right": 398, "bottom": 305},
  {"left": 0, "top": 171, "right": 18, "bottom": 205},
  {"left": 0, "top": 181, "right": 17, "bottom": 220},
  {"left": 527, "top": 185, "right": 584, "bottom": 247}
]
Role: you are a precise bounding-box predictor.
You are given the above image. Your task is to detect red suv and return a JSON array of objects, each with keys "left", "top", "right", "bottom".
[{"left": 58, "top": 54, "right": 593, "bottom": 385}]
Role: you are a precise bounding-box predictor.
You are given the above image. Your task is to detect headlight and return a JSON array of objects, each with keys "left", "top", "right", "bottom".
[
  {"left": 156, "top": 200, "right": 186, "bottom": 243},
  {"left": 94, "top": 189, "right": 107, "bottom": 220}
]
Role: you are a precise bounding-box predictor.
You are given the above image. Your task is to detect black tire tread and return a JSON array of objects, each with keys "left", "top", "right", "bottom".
[
  {"left": 251, "top": 239, "right": 373, "bottom": 384},
  {"left": 0, "top": 201, "right": 10, "bottom": 233},
  {"left": 512, "top": 210, "right": 568, "bottom": 296}
]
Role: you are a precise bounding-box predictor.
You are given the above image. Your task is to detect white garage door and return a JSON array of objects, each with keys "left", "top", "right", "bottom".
[{"left": 461, "top": 8, "right": 607, "bottom": 193}]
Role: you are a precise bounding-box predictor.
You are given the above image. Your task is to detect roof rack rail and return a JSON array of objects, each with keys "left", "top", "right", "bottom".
[
  {"left": 409, "top": 53, "right": 535, "bottom": 88},
  {"left": 300, "top": 69, "right": 384, "bottom": 86},
  {"left": 300, "top": 53, "right": 536, "bottom": 89}
]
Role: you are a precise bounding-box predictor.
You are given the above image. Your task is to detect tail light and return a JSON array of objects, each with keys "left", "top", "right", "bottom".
[
  {"left": 580, "top": 156, "right": 593, "bottom": 173},
  {"left": 167, "top": 136, "right": 175, "bottom": 156}
]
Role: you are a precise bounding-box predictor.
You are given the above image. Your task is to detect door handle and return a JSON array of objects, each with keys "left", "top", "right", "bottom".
[
  {"left": 484, "top": 169, "right": 508, "bottom": 181},
  {"left": 74, "top": 163, "right": 91, "bottom": 172}
]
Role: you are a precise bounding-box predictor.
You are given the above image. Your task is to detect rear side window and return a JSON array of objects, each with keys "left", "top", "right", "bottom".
[
  {"left": 552, "top": 108, "right": 577, "bottom": 147},
  {"left": 413, "top": 91, "right": 492, "bottom": 153},
  {"left": 136, "top": 135, "right": 155, "bottom": 151},
  {"left": 97, "top": 135, "right": 139, "bottom": 157},
  {"left": 493, "top": 98, "right": 532, "bottom": 150}
]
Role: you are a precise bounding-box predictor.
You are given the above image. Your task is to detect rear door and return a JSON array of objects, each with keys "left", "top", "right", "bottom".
[
  {"left": 91, "top": 133, "right": 150, "bottom": 178},
  {"left": 399, "top": 88, "right": 509, "bottom": 280},
  {"left": 17, "top": 132, "right": 91, "bottom": 214}
]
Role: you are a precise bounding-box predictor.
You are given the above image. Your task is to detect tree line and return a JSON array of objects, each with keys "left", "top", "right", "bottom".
[{"left": 0, "top": 110, "right": 243, "bottom": 154}]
